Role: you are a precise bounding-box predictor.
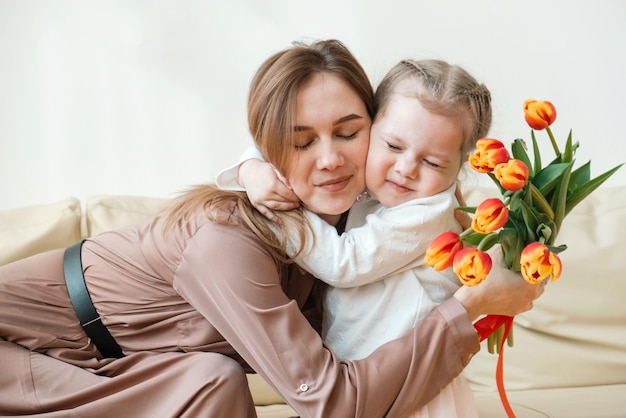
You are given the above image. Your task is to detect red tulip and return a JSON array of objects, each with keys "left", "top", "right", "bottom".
[
  {"left": 520, "top": 242, "right": 562, "bottom": 283},
  {"left": 453, "top": 248, "right": 492, "bottom": 286},
  {"left": 469, "top": 138, "right": 511, "bottom": 173},
  {"left": 494, "top": 159, "right": 530, "bottom": 191},
  {"left": 425, "top": 231, "right": 463, "bottom": 271},
  {"left": 524, "top": 99, "right": 557, "bottom": 130},
  {"left": 471, "top": 198, "right": 509, "bottom": 234}
]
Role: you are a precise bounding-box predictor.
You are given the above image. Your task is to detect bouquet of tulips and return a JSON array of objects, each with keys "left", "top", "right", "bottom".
[
  {"left": 425, "top": 99, "right": 623, "bottom": 352},
  {"left": 425, "top": 99, "right": 622, "bottom": 417}
]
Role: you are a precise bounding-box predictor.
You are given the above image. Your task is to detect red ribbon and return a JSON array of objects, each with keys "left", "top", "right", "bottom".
[{"left": 473, "top": 314, "right": 516, "bottom": 418}]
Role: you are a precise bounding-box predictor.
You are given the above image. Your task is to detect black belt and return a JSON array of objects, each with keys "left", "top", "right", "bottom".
[{"left": 63, "top": 241, "right": 124, "bottom": 358}]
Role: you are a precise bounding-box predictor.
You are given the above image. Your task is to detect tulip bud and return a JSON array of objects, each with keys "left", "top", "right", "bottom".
[
  {"left": 469, "top": 138, "right": 511, "bottom": 173},
  {"left": 520, "top": 242, "right": 562, "bottom": 283},
  {"left": 494, "top": 159, "right": 530, "bottom": 191},
  {"left": 425, "top": 231, "right": 463, "bottom": 271},
  {"left": 452, "top": 248, "right": 492, "bottom": 286},
  {"left": 524, "top": 99, "right": 557, "bottom": 130},
  {"left": 471, "top": 198, "right": 509, "bottom": 234}
]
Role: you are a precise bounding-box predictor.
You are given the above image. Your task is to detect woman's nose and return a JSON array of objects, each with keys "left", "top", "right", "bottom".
[{"left": 316, "top": 140, "right": 344, "bottom": 170}]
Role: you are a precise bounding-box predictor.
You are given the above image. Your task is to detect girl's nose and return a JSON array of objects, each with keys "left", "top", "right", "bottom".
[{"left": 396, "top": 156, "right": 418, "bottom": 179}]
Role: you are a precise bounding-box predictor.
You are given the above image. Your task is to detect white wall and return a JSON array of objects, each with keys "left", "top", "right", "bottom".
[{"left": 1, "top": 0, "right": 625, "bottom": 210}]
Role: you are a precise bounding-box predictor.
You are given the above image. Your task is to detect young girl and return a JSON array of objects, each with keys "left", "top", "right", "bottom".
[{"left": 218, "top": 58, "right": 492, "bottom": 417}]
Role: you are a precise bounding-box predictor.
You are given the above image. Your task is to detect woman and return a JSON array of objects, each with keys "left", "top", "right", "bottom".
[{"left": 0, "top": 39, "right": 544, "bottom": 417}]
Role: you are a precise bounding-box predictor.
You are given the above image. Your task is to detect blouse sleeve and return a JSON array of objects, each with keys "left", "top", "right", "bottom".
[
  {"left": 173, "top": 217, "right": 479, "bottom": 418},
  {"left": 215, "top": 145, "right": 264, "bottom": 191},
  {"left": 288, "top": 187, "right": 459, "bottom": 288}
]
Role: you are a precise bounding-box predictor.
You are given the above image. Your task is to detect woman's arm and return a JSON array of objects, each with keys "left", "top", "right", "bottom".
[
  {"left": 454, "top": 247, "right": 546, "bottom": 320},
  {"left": 174, "top": 218, "right": 481, "bottom": 418}
]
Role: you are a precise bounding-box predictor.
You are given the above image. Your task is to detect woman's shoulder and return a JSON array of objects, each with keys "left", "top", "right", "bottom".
[{"left": 164, "top": 184, "right": 248, "bottom": 225}]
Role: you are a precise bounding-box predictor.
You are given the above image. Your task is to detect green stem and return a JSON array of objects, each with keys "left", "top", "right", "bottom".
[
  {"left": 459, "top": 228, "right": 474, "bottom": 239},
  {"left": 545, "top": 126, "right": 560, "bottom": 156},
  {"left": 486, "top": 172, "right": 502, "bottom": 189}
]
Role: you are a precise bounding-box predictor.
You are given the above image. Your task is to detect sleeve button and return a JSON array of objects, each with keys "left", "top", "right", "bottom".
[{"left": 299, "top": 383, "right": 309, "bottom": 392}]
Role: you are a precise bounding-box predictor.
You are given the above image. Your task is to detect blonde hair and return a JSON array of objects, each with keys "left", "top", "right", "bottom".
[
  {"left": 374, "top": 59, "right": 492, "bottom": 157},
  {"left": 162, "top": 184, "right": 292, "bottom": 264},
  {"left": 162, "top": 39, "right": 374, "bottom": 264}
]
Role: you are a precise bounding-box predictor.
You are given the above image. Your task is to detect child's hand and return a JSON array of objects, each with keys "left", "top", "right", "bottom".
[{"left": 239, "top": 159, "right": 300, "bottom": 222}]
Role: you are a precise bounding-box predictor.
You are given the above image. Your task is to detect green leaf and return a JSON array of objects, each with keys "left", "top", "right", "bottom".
[
  {"left": 499, "top": 228, "right": 524, "bottom": 271},
  {"left": 529, "top": 183, "right": 555, "bottom": 220},
  {"left": 535, "top": 223, "right": 553, "bottom": 243},
  {"left": 531, "top": 130, "right": 542, "bottom": 173},
  {"left": 535, "top": 212, "right": 557, "bottom": 243},
  {"left": 463, "top": 232, "right": 489, "bottom": 246},
  {"left": 565, "top": 163, "right": 624, "bottom": 215},
  {"left": 455, "top": 206, "right": 476, "bottom": 214},
  {"left": 504, "top": 213, "right": 530, "bottom": 245},
  {"left": 562, "top": 129, "right": 574, "bottom": 163},
  {"left": 520, "top": 200, "right": 539, "bottom": 241},
  {"left": 547, "top": 244, "right": 567, "bottom": 254},
  {"left": 486, "top": 172, "right": 505, "bottom": 191},
  {"left": 507, "top": 190, "right": 524, "bottom": 212},
  {"left": 550, "top": 161, "right": 574, "bottom": 236},
  {"left": 532, "top": 163, "right": 571, "bottom": 195},
  {"left": 477, "top": 233, "right": 500, "bottom": 251},
  {"left": 568, "top": 161, "right": 591, "bottom": 191},
  {"left": 512, "top": 138, "right": 534, "bottom": 178}
]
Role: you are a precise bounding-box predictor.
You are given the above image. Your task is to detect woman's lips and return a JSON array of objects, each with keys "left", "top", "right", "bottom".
[{"left": 317, "top": 175, "right": 351, "bottom": 192}]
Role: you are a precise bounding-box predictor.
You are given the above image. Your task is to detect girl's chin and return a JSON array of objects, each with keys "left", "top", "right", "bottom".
[{"left": 377, "top": 193, "right": 412, "bottom": 207}]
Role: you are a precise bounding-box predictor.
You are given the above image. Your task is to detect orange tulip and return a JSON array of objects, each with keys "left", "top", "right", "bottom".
[
  {"left": 520, "top": 242, "right": 562, "bottom": 283},
  {"left": 425, "top": 231, "right": 463, "bottom": 271},
  {"left": 471, "top": 198, "right": 509, "bottom": 234},
  {"left": 524, "top": 99, "right": 557, "bottom": 130},
  {"left": 452, "top": 248, "right": 492, "bottom": 286},
  {"left": 494, "top": 159, "right": 530, "bottom": 191},
  {"left": 469, "top": 138, "right": 511, "bottom": 173}
]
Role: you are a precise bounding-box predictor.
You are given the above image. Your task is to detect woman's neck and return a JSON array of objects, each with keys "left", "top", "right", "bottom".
[
  {"left": 318, "top": 213, "right": 341, "bottom": 226},
  {"left": 316, "top": 211, "right": 349, "bottom": 233}
]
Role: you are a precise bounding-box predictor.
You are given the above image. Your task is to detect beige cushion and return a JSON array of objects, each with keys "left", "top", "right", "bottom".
[
  {"left": 474, "top": 384, "right": 626, "bottom": 418},
  {"left": 254, "top": 404, "right": 298, "bottom": 418},
  {"left": 0, "top": 198, "right": 82, "bottom": 266},
  {"left": 247, "top": 375, "right": 297, "bottom": 417},
  {"left": 462, "top": 186, "right": 626, "bottom": 390},
  {"left": 246, "top": 374, "right": 289, "bottom": 406},
  {"left": 85, "top": 195, "right": 171, "bottom": 237}
]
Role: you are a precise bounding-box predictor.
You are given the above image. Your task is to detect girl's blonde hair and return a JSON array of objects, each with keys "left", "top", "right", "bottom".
[
  {"left": 163, "top": 40, "right": 374, "bottom": 264},
  {"left": 374, "top": 59, "right": 492, "bottom": 157}
]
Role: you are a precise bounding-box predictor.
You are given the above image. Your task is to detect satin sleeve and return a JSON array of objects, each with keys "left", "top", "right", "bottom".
[{"left": 173, "top": 217, "right": 479, "bottom": 418}]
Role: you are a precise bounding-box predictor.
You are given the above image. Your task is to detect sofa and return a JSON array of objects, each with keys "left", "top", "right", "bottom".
[{"left": 1, "top": 185, "right": 625, "bottom": 418}]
